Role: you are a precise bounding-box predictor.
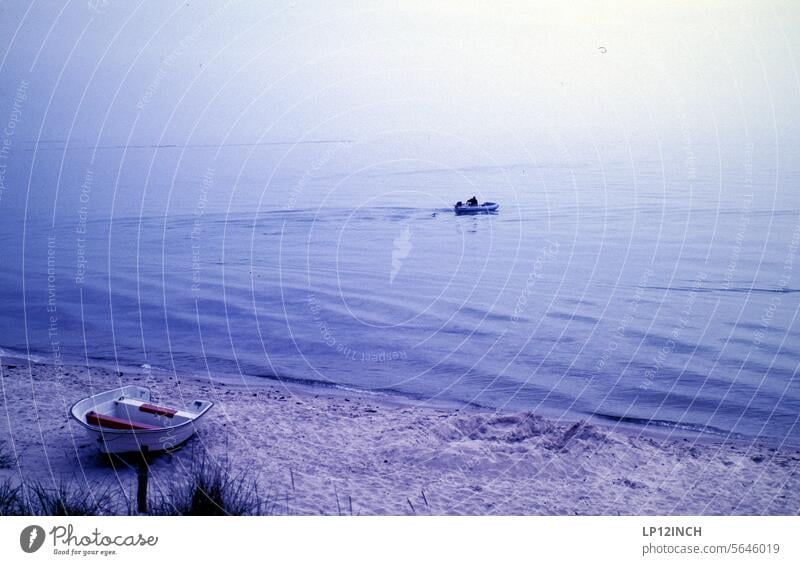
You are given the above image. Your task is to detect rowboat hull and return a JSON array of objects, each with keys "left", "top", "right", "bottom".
[{"left": 71, "top": 385, "right": 213, "bottom": 455}]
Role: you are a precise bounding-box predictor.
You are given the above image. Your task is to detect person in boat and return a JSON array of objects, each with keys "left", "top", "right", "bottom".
[{"left": 466, "top": 196, "right": 478, "bottom": 206}]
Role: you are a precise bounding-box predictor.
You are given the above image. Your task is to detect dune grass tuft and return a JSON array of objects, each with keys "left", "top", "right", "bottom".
[
  {"left": 26, "top": 480, "right": 115, "bottom": 516},
  {"left": 149, "top": 452, "right": 268, "bottom": 516},
  {"left": 0, "top": 448, "right": 274, "bottom": 516},
  {"left": 0, "top": 480, "right": 24, "bottom": 515}
]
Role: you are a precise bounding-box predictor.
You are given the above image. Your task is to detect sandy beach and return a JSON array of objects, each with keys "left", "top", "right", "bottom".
[{"left": 1, "top": 356, "right": 798, "bottom": 516}]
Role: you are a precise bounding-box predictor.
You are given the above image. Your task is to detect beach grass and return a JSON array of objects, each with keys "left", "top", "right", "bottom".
[
  {"left": 148, "top": 451, "right": 267, "bottom": 516},
  {"left": 0, "top": 446, "right": 272, "bottom": 516},
  {"left": 0, "top": 479, "right": 113, "bottom": 516},
  {"left": 26, "top": 480, "right": 116, "bottom": 516},
  {"left": 0, "top": 480, "right": 24, "bottom": 515}
]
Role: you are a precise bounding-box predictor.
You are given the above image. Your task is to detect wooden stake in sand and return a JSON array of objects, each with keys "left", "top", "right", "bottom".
[{"left": 136, "top": 447, "right": 150, "bottom": 514}]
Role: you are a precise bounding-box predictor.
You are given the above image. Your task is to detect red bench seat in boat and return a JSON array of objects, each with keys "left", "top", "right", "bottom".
[
  {"left": 138, "top": 403, "right": 177, "bottom": 417},
  {"left": 86, "top": 411, "right": 160, "bottom": 431}
]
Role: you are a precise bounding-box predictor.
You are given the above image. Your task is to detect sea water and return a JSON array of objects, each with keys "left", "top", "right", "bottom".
[{"left": 1, "top": 140, "right": 798, "bottom": 444}]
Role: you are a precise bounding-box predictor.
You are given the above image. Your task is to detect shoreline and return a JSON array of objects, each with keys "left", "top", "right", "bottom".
[
  {"left": 1, "top": 356, "right": 799, "bottom": 515},
  {"left": 4, "top": 347, "right": 788, "bottom": 450}
]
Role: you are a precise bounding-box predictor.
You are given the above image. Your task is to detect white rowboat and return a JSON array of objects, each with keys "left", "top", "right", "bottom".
[{"left": 70, "top": 385, "right": 213, "bottom": 454}]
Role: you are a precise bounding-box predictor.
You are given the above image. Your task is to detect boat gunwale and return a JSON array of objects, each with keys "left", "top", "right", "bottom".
[{"left": 70, "top": 386, "right": 213, "bottom": 436}]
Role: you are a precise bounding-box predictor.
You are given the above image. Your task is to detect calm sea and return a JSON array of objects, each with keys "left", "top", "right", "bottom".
[{"left": 1, "top": 140, "right": 799, "bottom": 444}]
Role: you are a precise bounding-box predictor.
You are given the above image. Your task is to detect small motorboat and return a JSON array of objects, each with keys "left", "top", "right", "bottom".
[
  {"left": 454, "top": 201, "right": 499, "bottom": 215},
  {"left": 70, "top": 385, "right": 213, "bottom": 454}
]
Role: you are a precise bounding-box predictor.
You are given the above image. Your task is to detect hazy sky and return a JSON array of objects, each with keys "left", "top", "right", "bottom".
[
  {"left": 1, "top": 1, "right": 798, "bottom": 146},
  {"left": 0, "top": 1, "right": 798, "bottom": 218}
]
